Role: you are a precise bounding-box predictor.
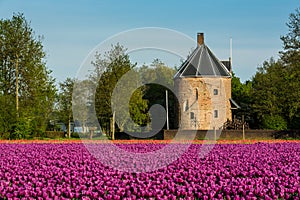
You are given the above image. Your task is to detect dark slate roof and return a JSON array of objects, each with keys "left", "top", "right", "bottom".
[
  {"left": 174, "top": 44, "right": 231, "bottom": 78},
  {"left": 221, "top": 60, "right": 231, "bottom": 72}
]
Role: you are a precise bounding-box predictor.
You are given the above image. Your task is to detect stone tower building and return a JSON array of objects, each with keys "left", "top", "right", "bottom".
[{"left": 174, "top": 33, "right": 237, "bottom": 130}]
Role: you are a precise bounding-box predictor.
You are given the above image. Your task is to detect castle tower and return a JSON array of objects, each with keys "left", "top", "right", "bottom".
[{"left": 174, "top": 33, "right": 234, "bottom": 130}]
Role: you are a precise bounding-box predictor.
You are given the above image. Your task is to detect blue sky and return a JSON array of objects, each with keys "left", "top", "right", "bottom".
[{"left": 0, "top": 0, "right": 299, "bottom": 83}]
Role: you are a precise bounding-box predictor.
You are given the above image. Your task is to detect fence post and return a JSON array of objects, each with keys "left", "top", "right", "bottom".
[
  {"left": 242, "top": 115, "right": 245, "bottom": 140},
  {"left": 214, "top": 126, "right": 216, "bottom": 141},
  {"left": 112, "top": 111, "right": 115, "bottom": 140}
]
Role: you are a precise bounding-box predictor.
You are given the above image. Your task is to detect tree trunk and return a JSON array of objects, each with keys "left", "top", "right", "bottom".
[
  {"left": 81, "top": 121, "right": 87, "bottom": 136},
  {"left": 68, "top": 115, "right": 71, "bottom": 138},
  {"left": 112, "top": 111, "right": 115, "bottom": 140},
  {"left": 15, "top": 54, "right": 19, "bottom": 116},
  {"left": 89, "top": 130, "right": 93, "bottom": 140}
]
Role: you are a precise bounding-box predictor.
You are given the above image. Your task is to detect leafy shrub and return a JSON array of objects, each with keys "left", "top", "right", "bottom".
[
  {"left": 0, "top": 132, "right": 10, "bottom": 139},
  {"left": 262, "top": 115, "right": 287, "bottom": 130},
  {"left": 71, "top": 132, "right": 80, "bottom": 138},
  {"left": 45, "top": 131, "right": 65, "bottom": 138},
  {"left": 10, "top": 117, "right": 33, "bottom": 139}
]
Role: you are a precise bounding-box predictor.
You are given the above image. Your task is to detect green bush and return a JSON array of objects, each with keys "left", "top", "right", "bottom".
[
  {"left": 71, "top": 132, "right": 80, "bottom": 138},
  {"left": 262, "top": 115, "right": 287, "bottom": 130},
  {"left": 10, "top": 117, "right": 32, "bottom": 139},
  {"left": 45, "top": 131, "right": 65, "bottom": 138},
  {"left": 0, "top": 132, "right": 10, "bottom": 140}
]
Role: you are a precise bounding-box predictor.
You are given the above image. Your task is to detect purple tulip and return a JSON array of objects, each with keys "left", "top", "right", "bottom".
[{"left": 0, "top": 143, "right": 299, "bottom": 198}]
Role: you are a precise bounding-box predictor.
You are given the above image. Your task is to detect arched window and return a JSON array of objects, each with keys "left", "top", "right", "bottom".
[
  {"left": 185, "top": 100, "right": 189, "bottom": 111},
  {"left": 183, "top": 100, "right": 189, "bottom": 112}
]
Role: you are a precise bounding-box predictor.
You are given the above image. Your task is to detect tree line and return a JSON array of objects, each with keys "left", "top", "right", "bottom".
[
  {"left": 0, "top": 9, "right": 299, "bottom": 139},
  {"left": 232, "top": 8, "right": 300, "bottom": 130}
]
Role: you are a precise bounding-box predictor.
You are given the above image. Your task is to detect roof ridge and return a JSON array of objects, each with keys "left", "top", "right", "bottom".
[{"left": 206, "top": 45, "right": 231, "bottom": 76}]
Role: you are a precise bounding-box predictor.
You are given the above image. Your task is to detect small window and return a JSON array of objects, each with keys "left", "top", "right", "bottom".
[
  {"left": 190, "top": 112, "right": 195, "bottom": 119},
  {"left": 213, "top": 89, "right": 218, "bottom": 95},
  {"left": 185, "top": 100, "right": 189, "bottom": 111},
  {"left": 195, "top": 89, "right": 198, "bottom": 100},
  {"left": 214, "top": 110, "right": 218, "bottom": 118},
  {"left": 183, "top": 100, "right": 189, "bottom": 112}
]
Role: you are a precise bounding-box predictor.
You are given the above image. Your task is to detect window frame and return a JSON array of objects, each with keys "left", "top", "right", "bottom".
[
  {"left": 214, "top": 110, "right": 218, "bottom": 118},
  {"left": 190, "top": 112, "right": 195, "bottom": 119},
  {"left": 213, "top": 89, "right": 218, "bottom": 95}
]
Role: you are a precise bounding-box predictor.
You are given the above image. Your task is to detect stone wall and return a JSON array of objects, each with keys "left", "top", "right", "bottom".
[{"left": 174, "top": 77, "right": 231, "bottom": 130}]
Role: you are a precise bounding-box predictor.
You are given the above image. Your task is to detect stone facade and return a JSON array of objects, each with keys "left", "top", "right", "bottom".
[{"left": 175, "top": 77, "right": 231, "bottom": 130}]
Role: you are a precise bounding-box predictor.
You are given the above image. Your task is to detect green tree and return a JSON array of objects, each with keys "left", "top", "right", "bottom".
[
  {"left": 280, "top": 8, "right": 300, "bottom": 64},
  {"left": 251, "top": 59, "right": 288, "bottom": 129},
  {"left": 72, "top": 79, "right": 96, "bottom": 137},
  {"left": 58, "top": 78, "right": 75, "bottom": 138},
  {"left": 231, "top": 72, "right": 253, "bottom": 126},
  {"left": 91, "top": 44, "right": 148, "bottom": 135},
  {"left": 111, "top": 69, "right": 149, "bottom": 132},
  {"left": 129, "top": 88, "right": 149, "bottom": 130},
  {"left": 280, "top": 7, "right": 300, "bottom": 128},
  {"left": 0, "top": 95, "right": 16, "bottom": 136},
  {"left": 262, "top": 115, "right": 287, "bottom": 130},
  {"left": 0, "top": 13, "right": 56, "bottom": 138},
  {"left": 139, "top": 59, "right": 177, "bottom": 129},
  {"left": 231, "top": 72, "right": 251, "bottom": 103},
  {"left": 249, "top": 8, "right": 300, "bottom": 129}
]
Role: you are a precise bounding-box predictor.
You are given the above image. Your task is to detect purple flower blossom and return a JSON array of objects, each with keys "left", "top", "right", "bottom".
[{"left": 0, "top": 143, "right": 299, "bottom": 198}]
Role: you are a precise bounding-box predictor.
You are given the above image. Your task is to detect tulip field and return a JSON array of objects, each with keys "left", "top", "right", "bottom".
[{"left": 0, "top": 140, "right": 299, "bottom": 199}]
